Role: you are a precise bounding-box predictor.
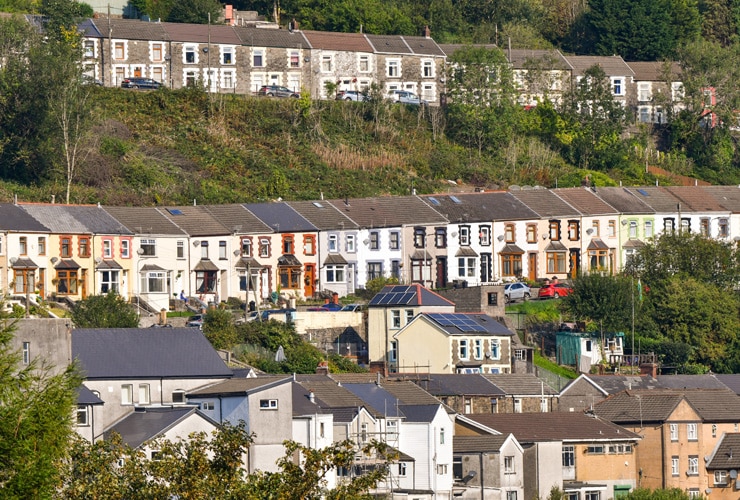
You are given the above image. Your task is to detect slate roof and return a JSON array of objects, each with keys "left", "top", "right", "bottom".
[
  {"left": 72, "top": 328, "right": 233, "bottom": 379},
  {"left": 626, "top": 61, "right": 681, "bottom": 81},
  {"left": 468, "top": 412, "right": 639, "bottom": 442},
  {"left": 552, "top": 188, "right": 618, "bottom": 215},
  {"left": 715, "top": 374, "right": 740, "bottom": 395},
  {"left": 0, "top": 203, "right": 49, "bottom": 232},
  {"left": 368, "top": 284, "right": 454, "bottom": 307},
  {"left": 157, "top": 206, "right": 231, "bottom": 237},
  {"left": 160, "top": 22, "right": 242, "bottom": 44},
  {"left": 301, "top": 30, "right": 373, "bottom": 52},
  {"left": 509, "top": 189, "right": 580, "bottom": 218},
  {"left": 506, "top": 48, "right": 571, "bottom": 70},
  {"left": 187, "top": 375, "right": 291, "bottom": 397},
  {"left": 297, "top": 379, "right": 382, "bottom": 417},
  {"left": 103, "top": 206, "right": 188, "bottom": 236},
  {"left": 330, "top": 373, "right": 384, "bottom": 384},
  {"left": 365, "top": 34, "right": 414, "bottom": 54},
  {"left": 663, "top": 186, "right": 728, "bottom": 212},
  {"left": 482, "top": 373, "right": 559, "bottom": 395},
  {"left": 232, "top": 25, "right": 310, "bottom": 49},
  {"left": 571, "top": 375, "right": 661, "bottom": 394},
  {"left": 421, "top": 192, "right": 538, "bottom": 223},
  {"left": 381, "top": 380, "right": 449, "bottom": 407},
  {"left": 292, "top": 381, "right": 326, "bottom": 417},
  {"left": 415, "top": 374, "right": 505, "bottom": 397},
  {"left": 423, "top": 312, "right": 515, "bottom": 336},
  {"left": 454, "top": 434, "right": 509, "bottom": 453},
  {"left": 702, "top": 186, "right": 740, "bottom": 212},
  {"left": 657, "top": 374, "right": 730, "bottom": 390},
  {"left": 328, "top": 196, "right": 447, "bottom": 228},
  {"left": 397, "top": 404, "right": 442, "bottom": 422},
  {"left": 623, "top": 187, "right": 683, "bottom": 213},
  {"left": 104, "top": 406, "right": 212, "bottom": 449},
  {"left": 243, "top": 202, "right": 317, "bottom": 233},
  {"left": 343, "top": 383, "right": 406, "bottom": 417},
  {"left": 202, "top": 204, "right": 273, "bottom": 234},
  {"left": 563, "top": 55, "right": 635, "bottom": 78},
  {"left": 19, "top": 204, "right": 98, "bottom": 234},
  {"left": 286, "top": 200, "right": 359, "bottom": 230},
  {"left": 706, "top": 433, "right": 740, "bottom": 469},
  {"left": 77, "top": 385, "right": 104, "bottom": 405},
  {"left": 592, "top": 188, "right": 655, "bottom": 215},
  {"left": 88, "top": 18, "right": 169, "bottom": 41},
  {"left": 402, "top": 35, "right": 446, "bottom": 57}
]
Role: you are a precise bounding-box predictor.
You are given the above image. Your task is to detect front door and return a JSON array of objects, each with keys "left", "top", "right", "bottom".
[
  {"left": 569, "top": 250, "right": 580, "bottom": 279},
  {"left": 80, "top": 269, "right": 88, "bottom": 298},
  {"left": 528, "top": 253, "right": 537, "bottom": 281},
  {"left": 436, "top": 257, "right": 447, "bottom": 288},
  {"left": 303, "top": 264, "right": 315, "bottom": 299}
]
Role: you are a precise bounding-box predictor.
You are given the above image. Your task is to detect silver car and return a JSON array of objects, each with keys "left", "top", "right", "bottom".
[
  {"left": 390, "top": 90, "right": 428, "bottom": 106},
  {"left": 504, "top": 282, "right": 531, "bottom": 303}
]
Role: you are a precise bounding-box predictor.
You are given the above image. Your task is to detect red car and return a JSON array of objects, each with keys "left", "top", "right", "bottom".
[{"left": 538, "top": 283, "right": 573, "bottom": 299}]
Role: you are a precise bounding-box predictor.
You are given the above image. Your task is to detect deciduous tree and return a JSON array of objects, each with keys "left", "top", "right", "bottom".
[{"left": 71, "top": 292, "right": 140, "bottom": 328}]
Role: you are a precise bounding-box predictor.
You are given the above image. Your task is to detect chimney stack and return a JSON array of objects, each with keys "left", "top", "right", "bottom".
[{"left": 423, "top": 25, "right": 431, "bottom": 38}]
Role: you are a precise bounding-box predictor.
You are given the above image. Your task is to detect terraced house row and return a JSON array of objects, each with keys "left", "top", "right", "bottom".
[
  {"left": 0, "top": 185, "right": 738, "bottom": 311},
  {"left": 76, "top": 16, "right": 682, "bottom": 121}
]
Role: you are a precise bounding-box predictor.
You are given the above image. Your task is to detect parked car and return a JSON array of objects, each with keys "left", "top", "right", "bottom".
[
  {"left": 389, "top": 90, "right": 428, "bottom": 106},
  {"left": 340, "top": 304, "right": 364, "bottom": 312},
  {"left": 336, "top": 90, "right": 366, "bottom": 101},
  {"left": 257, "top": 85, "right": 300, "bottom": 98},
  {"left": 121, "top": 77, "right": 162, "bottom": 90},
  {"left": 538, "top": 283, "right": 574, "bottom": 299},
  {"left": 186, "top": 314, "right": 204, "bottom": 328},
  {"left": 504, "top": 282, "right": 531, "bottom": 303},
  {"left": 307, "top": 302, "right": 343, "bottom": 311}
]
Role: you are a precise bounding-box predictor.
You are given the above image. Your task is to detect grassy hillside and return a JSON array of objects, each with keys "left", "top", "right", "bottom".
[{"left": 0, "top": 87, "right": 667, "bottom": 206}]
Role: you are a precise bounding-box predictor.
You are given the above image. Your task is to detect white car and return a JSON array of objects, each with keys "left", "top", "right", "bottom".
[
  {"left": 389, "top": 90, "right": 428, "bottom": 106},
  {"left": 504, "top": 282, "right": 531, "bottom": 303}
]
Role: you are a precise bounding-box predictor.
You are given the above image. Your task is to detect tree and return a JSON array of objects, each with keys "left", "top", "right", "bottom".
[
  {"left": 558, "top": 64, "right": 628, "bottom": 171},
  {"left": 203, "top": 307, "right": 238, "bottom": 349},
  {"left": 561, "top": 274, "right": 634, "bottom": 332},
  {"left": 70, "top": 292, "right": 140, "bottom": 328},
  {"left": 0, "top": 315, "right": 82, "bottom": 499},
  {"left": 166, "top": 0, "right": 223, "bottom": 24}
]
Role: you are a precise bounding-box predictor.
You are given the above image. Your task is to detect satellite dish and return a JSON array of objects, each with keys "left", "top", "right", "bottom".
[
  {"left": 95, "top": 257, "right": 103, "bottom": 264},
  {"left": 730, "top": 470, "right": 737, "bottom": 479}
]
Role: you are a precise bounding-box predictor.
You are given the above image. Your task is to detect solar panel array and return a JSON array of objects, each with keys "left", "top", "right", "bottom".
[
  {"left": 427, "top": 313, "right": 488, "bottom": 332},
  {"left": 368, "top": 285, "right": 418, "bottom": 306}
]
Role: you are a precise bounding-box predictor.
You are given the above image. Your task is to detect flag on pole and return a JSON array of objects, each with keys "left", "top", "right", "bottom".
[{"left": 637, "top": 279, "right": 643, "bottom": 302}]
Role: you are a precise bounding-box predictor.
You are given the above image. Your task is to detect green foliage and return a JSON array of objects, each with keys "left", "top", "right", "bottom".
[
  {"left": 362, "top": 276, "right": 400, "bottom": 297},
  {"left": 0, "top": 310, "right": 82, "bottom": 499},
  {"left": 203, "top": 307, "right": 239, "bottom": 350},
  {"left": 625, "top": 488, "right": 696, "bottom": 500},
  {"left": 561, "top": 274, "right": 634, "bottom": 332},
  {"left": 534, "top": 351, "right": 578, "bottom": 379},
  {"left": 71, "top": 292, "right": 139, "bottom": 328},
  {"left": 507, "top": 299, "right": 562, "bottom": 328},
  {"left": 166, "top": 0, "right": 222, "bottom": 24}
]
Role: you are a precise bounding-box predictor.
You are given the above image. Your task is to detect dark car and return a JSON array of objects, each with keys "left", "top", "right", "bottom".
[
  {"left": 538, "top": 283, "right": 574, "bottom": 299},
  {"left": 257, "top": 85, "right": 300, "bottom": 98},
  {"left": 121, "top": 77, "right": 162, "bottom": 90}
]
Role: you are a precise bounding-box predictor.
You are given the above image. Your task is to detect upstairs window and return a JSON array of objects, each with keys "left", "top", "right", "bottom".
[
  {"left": 435, "top": 228, "right": 447, "bottom": 248},
  {"left": 253, "top": 49, "right": 264, "bottom": 67},
  {"left": 184, "top": 45, "right": 197, "bottom": 64},
  {"left": 140, "top": 239, "right": 156, "bottom": 257},
  {"left": 391, "top": 231, "right": 402, "bottom": 250},
  {"left": 387, "top": 59, "right": 400, "bottom": 77},
  {"left": 222, "top": 46, "right": 234, "bottom": 65},
  {"left": 459, "top": 226, "right": 471, "bottom": 246},
  {"left": 369, "top": 231, "right": 380, "bottom": 250}
]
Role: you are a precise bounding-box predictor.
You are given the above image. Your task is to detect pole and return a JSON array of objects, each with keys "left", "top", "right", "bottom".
[
  {"left": 245, "top": 262, "right": 249, "bottom": 322},
  {"left": 631, "top": 275, "right": 635, "bottom": 373}
]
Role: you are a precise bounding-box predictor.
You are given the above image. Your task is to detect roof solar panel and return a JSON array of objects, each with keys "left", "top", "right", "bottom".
[
  {"left": 428, "top": 313, "right": 488, "bottom": 332},
  {"left": 428, "top": 197, "right": 440, "bottom": 205},
  {"left": 167, "top": 208, "right": 183, "bottom": 215},
  {"left": 637, "top": 189, "right": 649, "bottom": 196},
  {"left": 450, "top": 196, "right": 462, "bottom": 204}
]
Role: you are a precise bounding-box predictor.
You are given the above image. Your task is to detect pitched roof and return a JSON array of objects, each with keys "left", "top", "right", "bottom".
[
  {"left": 563, "top": 55, "right": 635, "bottom": 78},
  {"left": 702, "top": 186, "right": 740, "bottom": 213},
  {"left": 328, "top": 196, "right": 447, "bottom": 228},
  {"left": 297, "top": 378, "right": 382, "bottom": 417},
  {"left": 397, "top": 404, "right": 442, "bottom": 422},
  {"left": 663, "top": 186, "right": 728, "bottom": 212},
  {"left": 160, "top": 22, "right": 242, "bottom": 44},
  {"left": 77, "top": 385, "right": 104, "bottom": 405},
  {"left": 342, "top": 383, "right": 406, "bottom": 417},
  {"left": 20, "top": 204, "right": 96, "bottom": 234},
  {"left": 72, "top": 328, "right": 233, "bottom": 379},
  {"left": 202, "top": 204, "right": 273, "bottom": 234},
  {"left": 88, "top": 18, "right": 169, "bottom": 41},
  {"left": 706, "top": 433, "right": 740, "bottom": 469},
  {"left": 301, "top": 30, "right": 373, "bottom": 52},
  {"left": 483, "top": 373, "right": 559, "bottom": 395},
  {"left": 506, "top": 48, "right": 571, "bottom": 70},
  {"left": 682, "top": 390, "right": 740, "bottom": 421},
  {"left": 454, "top": 434, "right": 509, "bottom": 453},
  {"left": 102, "top": 206, "right": 188, "bottom": 236},
  {"left": 365, "top": 34, "right": 413, "bottom": 54},
  {"left": 589, "top": 390, "right": 740, "bottom": 423},
  {"left": 509, "top": 189, "right": 580, "bottom": 218},
  {"left": 286, "top": 200, "right": 359, "bottom": 230},
  {"left": 104, "top": 406, "right": 214, "bottom": 448},
  {"left": 402, "top": 35, "right": 446, "bottom": 57},
  {"left": 415, "top": 374, "right": 505, "bottom": 396},
  {"left": 232, "top": 25, "right": 310, "bottom": 49},
  {"left": 467, "top": 412, "right": 639, "bottom": 442},
  {"left": 626, "top": 61, "right": 681, "bottom": 81},
  {"left": 382, "top": 380, "right": 449, "bottom": 407},
  {"left": 623, "top": 187, "right": 683, "bottom": 213},
  {"left": 368, "top": 284, "right": 454, "bottom": 307},
  {"left": 592, "top": 188, "right": 655, "bottom": 214},
  {"left": 292, "top": 381, "right": 326, "bottom": 417},
  {"left": 187, "top": 375, "right": 291, "bottom": 397},
  {"left": 421, "top": 192, "right": 539, "bottom": 222},
  {"left": 422, "top": 312, "right": 515, "bottom": 337},
  {"left": 552, "top": 188, "right": 618, "bottom": 215},
  {"left": 0, "top": 203, "right": 49, "bottom": 232},
  {"left": 243, "top": 202, "right": 317, "bottom": 233},
  {"left": 157, "top": 206, "right": 231, "bottom": 237},
  {"left": 715, "top": 374, "right": 740, "bottom": 395}
]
